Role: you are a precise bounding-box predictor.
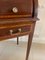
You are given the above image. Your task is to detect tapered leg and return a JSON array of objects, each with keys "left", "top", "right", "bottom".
[
  {"left": 17, "top": 37, "right": 19, "bottom": 45},
  {"left": 26, "top": 23, "right": 36, "bottom": 60}
]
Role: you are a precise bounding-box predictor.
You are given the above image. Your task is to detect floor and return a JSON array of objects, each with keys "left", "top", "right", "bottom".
[{"left": 0, "top": 39, "right": 45, "bottom": 60}]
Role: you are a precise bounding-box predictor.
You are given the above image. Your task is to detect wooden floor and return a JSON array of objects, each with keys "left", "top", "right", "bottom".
[{"left": 0, "top": 39, "right": 45, "bottom": 60}]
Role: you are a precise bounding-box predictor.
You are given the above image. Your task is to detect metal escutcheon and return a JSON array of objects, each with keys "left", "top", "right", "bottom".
[{"left": 12, "top": 7, "right": 18, "bottom": 13}]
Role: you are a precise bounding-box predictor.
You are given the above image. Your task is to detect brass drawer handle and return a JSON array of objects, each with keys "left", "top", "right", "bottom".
[
  {"left": 12, "top": 7, "right": 18, "bottom": 13},
  {"left": 9, "top": 28, "right": 21, "bottom": 35},
  {"left": 18, "top": 28, "right": 22, "bottom": 32},
  {"left": 10, "top": 30, "right": 13, "bottom": 35}
]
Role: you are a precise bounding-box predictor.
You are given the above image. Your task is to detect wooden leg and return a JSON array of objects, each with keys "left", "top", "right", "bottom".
[
  {"left": 26, "top": 23, "right": 36, "bottom": 60},
  {"left": 17, "top": 37, "right": 19, "bottom": 45},
  {"left": 26, "top": 34, "right": 33, "bottom": 60}
]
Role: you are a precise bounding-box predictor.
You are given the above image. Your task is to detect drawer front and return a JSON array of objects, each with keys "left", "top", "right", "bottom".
[
  {"left": 0, "top": 26, "right": 31, "bottom": 37},
  {"left": 0, "top": 0, "right": 33, "bottom": 15}
]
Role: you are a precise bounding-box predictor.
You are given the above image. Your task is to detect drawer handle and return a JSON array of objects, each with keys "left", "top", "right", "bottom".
[
  {"left": 12, "top": 7, "right": 18, "bottom": 13},
  {"left": 9, "top": 28, "right": 21, "bottom": 35},
  {"left": 10, "top": 30, "right": 13, "bottom": 35},
  {"left": 18, "top": 28, "right": 22, "bottom": 32}
]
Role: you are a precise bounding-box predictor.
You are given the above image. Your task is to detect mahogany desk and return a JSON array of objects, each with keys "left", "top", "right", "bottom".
[{"left": 0, "top": 0, "right": 38, "bottom": 60}]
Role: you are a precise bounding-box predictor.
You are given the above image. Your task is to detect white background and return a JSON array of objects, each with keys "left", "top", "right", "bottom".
[{"left": 33, "top": 0, "right": 45, "bottom": 43}]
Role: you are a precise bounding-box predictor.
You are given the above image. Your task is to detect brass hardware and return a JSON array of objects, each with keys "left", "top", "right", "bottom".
[
  {"left": 12, "top": 7, "right": 18, "bottom": 13},
  {"left": 18, "top": 28, "right": 22, "bottom": 32},
  {"left": 10, "top": 30, "right": 13, "bottom": 35}
]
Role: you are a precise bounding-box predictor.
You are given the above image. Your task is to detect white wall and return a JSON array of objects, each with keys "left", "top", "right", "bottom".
[{"left": 33, "top": 0, "right": 45, "bottom": 43}]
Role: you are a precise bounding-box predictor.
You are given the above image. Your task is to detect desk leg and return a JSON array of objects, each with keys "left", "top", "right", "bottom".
[
  {"left": 26, "top": 23, "right": 35, "bottom": 60},
  {"left": 17, "top": 37, "right": 19, "bottom": 45}
]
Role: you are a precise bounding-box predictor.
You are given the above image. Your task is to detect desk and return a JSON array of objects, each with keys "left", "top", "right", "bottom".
[{"left": 0, "top": 0, "right": 38, "bottom": 60}]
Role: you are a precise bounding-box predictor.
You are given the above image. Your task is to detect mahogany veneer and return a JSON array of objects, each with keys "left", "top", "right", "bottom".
[{"left": 0, "top": 0, "right": 39, "bottom": 60}]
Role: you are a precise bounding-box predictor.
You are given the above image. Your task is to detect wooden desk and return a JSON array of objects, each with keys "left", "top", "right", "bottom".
[{"left": 0, "top": 0, "right": 38, "bottom": 60}]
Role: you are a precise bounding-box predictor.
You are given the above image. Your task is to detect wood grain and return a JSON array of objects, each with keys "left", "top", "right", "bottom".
[{"left": 0, "top": 0, "right": 38, "bottom": 60}]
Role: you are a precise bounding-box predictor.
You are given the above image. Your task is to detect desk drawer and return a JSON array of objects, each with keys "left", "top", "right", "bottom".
[
  {"left": 0, "top": 25, "right": 32, "bottom": 40},
  {"left": 0, "top": 26, "right": 30, "bottom": 35}
]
